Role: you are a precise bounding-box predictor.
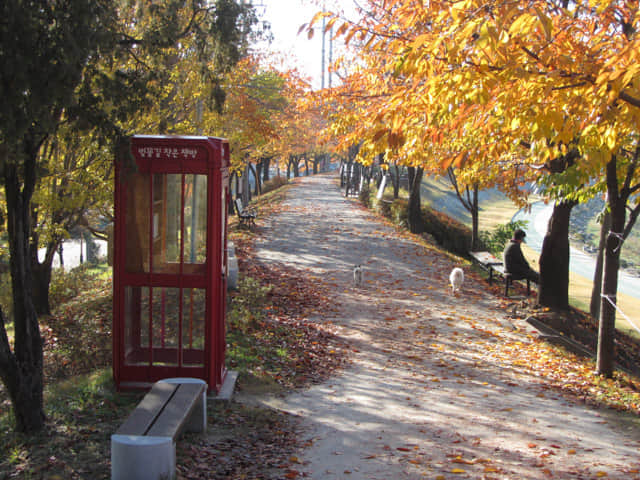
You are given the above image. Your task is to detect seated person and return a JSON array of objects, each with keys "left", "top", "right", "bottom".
[{"left": 503, "top": 228, "right": 539, "bottom": 283}]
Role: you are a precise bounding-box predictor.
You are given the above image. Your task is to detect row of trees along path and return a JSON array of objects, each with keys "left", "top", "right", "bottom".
[{"left": 241, "top": 173, "right": 640, "bottom": 480}]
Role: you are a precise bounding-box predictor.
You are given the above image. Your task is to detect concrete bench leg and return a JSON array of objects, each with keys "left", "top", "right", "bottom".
[
  {"left": 111, "top": 435, "right": 174, "bottom": 480},
  {"left": 158, "top": 377, "right": 207, "bottom": 433}
]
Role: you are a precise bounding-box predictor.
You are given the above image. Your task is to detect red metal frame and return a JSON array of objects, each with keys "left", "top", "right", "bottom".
[{"left": 113, "top": 136, "right": 230, "bottom": 393}]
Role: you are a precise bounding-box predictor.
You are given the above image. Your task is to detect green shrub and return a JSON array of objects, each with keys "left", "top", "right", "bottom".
[
  {"left": 358, "top": 183, "right": 372, "bottom": 207},
  {"left": 421, "top": 206, "right": 473, "bottom": 256},
  {"left": 49, "top": 263, "right": 111, "bottom": 308},
  {"left": 359, "top": 187, "right": 471, "bottom": 256},
  {"left": 390, "top": 198, "right": 408, "bottom": 227},
  {"left": 227, "top": 276, "right": 272, "bottom": 332},
  {"left": 374, "top": 195, "right": 394, "bottom": 218},
  {"left": 479, "top": 219, "right": 529, "bottom": 256},
  {"left": 261, "top": 176, "right": 288, "bottom": 194}
]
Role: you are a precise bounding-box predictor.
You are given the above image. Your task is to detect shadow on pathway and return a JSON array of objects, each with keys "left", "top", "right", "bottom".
[{"left": 240, "top": 174, "right": 640, "bottom": 480}]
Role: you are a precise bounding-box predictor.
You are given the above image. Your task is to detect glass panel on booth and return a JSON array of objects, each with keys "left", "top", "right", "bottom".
[
  {"left": 182, "top": 288, "right": 205, "bottom": 366},
  {"left": 123, "top": 286, "right": 151, "bottom": 365},
  {"left": 151, "top": 174, "right": 181, "bottom": 273},
  {"left": 125, "top": 172, "right": 151, "bottom": 273},
  {"left": 151, "top": 287, "right": 180, "bottom": 366},
  {"left": 183, "top": 174, "right": 208, "bottom": 273}
]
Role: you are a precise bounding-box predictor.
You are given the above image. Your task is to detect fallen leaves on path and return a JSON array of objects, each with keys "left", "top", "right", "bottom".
[{"left": 176, "top": 403, "right": 303, "bottom": 480}]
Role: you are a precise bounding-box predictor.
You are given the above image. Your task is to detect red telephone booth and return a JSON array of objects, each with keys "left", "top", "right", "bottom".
[{"left": 113, "top": 135, "right": 230, "bottom": 393}]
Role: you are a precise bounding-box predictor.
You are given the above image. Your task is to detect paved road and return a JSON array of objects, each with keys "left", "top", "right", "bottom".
[
  {"left": 241, "top": 174, "right": 640, "bottom": 480},
  {"left": 513, "top": 202, "right": 640, "bottom": 300}
]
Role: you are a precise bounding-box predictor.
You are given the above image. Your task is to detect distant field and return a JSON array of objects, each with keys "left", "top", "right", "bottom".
[{"left": 422, "top": 175, "right": 640, "bottom": 340}]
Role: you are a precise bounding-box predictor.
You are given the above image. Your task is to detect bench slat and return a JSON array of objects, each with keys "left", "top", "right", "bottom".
[
  {"left": 116, "top": 382, "right": 177, "bottom": 436},
  {"left": 146, "top": 383, "right": 205, "bottom": 439},
  {"left": 469, "top": 251, "right": 502, "bottom": 266}
]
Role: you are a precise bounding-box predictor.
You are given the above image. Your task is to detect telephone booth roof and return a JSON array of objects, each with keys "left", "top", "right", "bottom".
[{"left": 129, "top": 135, "right": 230, "bottom": 172}]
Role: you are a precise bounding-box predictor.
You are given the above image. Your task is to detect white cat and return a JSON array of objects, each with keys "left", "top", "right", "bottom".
[
  {"left": 353, "top": 264, "right": 363, "bottom": 286},
  {"left": 449, "top": 267, "right": 464, "bottom": 295}
]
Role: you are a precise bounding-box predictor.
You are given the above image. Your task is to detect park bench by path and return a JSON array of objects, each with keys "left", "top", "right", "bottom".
[
  {"left": 111, "top": 378, "right": 207, "bottom": 480},
  {"left": 469, "top": 251, "right": 503, "bottom": 284},
  {"left": 469, "top": 250, "right": 535, "bottom": 297},
  {"left": 235, "top": 198, "right": 257, "bottom": 227}
]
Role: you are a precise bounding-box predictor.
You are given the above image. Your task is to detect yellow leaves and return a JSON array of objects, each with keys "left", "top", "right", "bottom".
[
  {"left": 603, "top": 127, "right": 618, "bottom": 152},
  {"left": 372, "top": 129, "right": 388, "bottom": 143},
  {"left": 315, "top": 0, "right": 639, "bottom": 199},
  {"left": 621, "top": 63, "right": 640, "bottom": 88},
  {"left": 324, "top": 17, "right": 339, "bottom": 34},
  {"left": 534, "top": 6, "right": 553, "bottom": 41},
  {"left": 451, "top": 456, "right": 474, "bottom": 465},
  {"left": 411, "top": 33, "right": 431, "bottom": 50},
  {"left": 509, "top": 13, "right": 538, "bottom": 37},
  {"left": 334, "top": 22, "right": 349, "bottom": 38},
  {"left": 307, "top": 11, "right": 331, "bottom": 29}
]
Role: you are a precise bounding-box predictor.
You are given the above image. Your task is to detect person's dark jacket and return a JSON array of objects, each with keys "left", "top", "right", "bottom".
[{"left": 503, "top": 240, "right": 535, "bottom": 280}]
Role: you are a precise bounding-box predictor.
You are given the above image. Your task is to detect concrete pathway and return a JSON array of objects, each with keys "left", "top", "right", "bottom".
[{"left": 241, "top": 174, "right": 640, "bottom": 480}]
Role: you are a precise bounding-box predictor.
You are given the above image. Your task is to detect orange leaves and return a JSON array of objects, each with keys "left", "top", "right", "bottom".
[{"left": 313, "top": 0, "right": 640, "bottom": 206}]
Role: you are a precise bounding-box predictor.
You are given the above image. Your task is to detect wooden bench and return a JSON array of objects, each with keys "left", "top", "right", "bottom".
[
  {"left": 469, "top": 251, "right": 503, "bottom": 284},
  {"left": 235, "top": 198, "right": 256, "bottom": 227},
  {"left": 493, "top": 264, "right": 533, "bottom": 296},
  {"left": 469, "top": 251, "right": 534, "bottom": 297},
  {"left": 111, "top": 378, "right": 207, "bottom": 480}
]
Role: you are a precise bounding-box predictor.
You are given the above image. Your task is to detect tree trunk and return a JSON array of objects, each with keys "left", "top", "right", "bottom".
[
  {"left": 345, "top": 161, "right": 353, "bottom": 197},
  {"left": 262, "top": 157, "right": 271, "bottom": 182},
  {"left": 289, "top": 156, "right": 299, "bottom": 178},
  {"left": 31, "top": 251, "right": 55, "bottom": 316},
  {"left": 392, "top": 165, "right": 400, "bottom": 198},
  {"left": 470, "top": 184, "right": 479, "bottom": 250},
  {"left": 0, "top": 162, "right": 45, "bottom": 433},
  {"left": 446, "top": 168, "right": 479, "bottom": 249},
  {"left": 596, "top": 227, "right": 621, "bottom": 377},
  {"left": 538, "top": 200, "right": 575, "bottom": 310},
  {"left": 407, "top": 166, "right": 424, "bottom": 233},
  {"left": 249, "top": 163, "right": 260, "bottom": 196},
  {"left": 28, "top": 214, "right": 56, "bottom": 315},
  {"left": 596, "top": 157, "right": 626, "bottom": 377},
  {"left": 590, "top": 209, "right": 611, "bottom": 319}
]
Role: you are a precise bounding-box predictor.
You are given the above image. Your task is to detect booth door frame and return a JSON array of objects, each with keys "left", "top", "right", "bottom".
[{"left": 114, "top": 161, "right": 221, "bottom": 387}]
